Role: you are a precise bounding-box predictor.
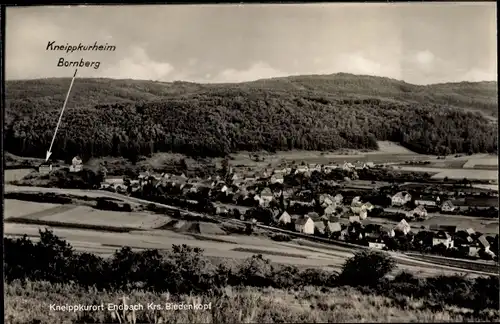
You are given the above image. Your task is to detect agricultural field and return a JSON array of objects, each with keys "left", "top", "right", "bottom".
[
  {"left": 4, "top": 199, "right": 72, "bottom": 219},
  {"left": 431, "top": 169, "right": 498, "bottom": 182},
  {"left": 4, "top": 169, "right": 36, "bottom": 183},
  {"left": 16, "top": 205, "right": 172, "bottom": 230},
  {"left": 463, "top": 156, "right": 498, "bottom": 169},
  {"left": 5, "top": 218, "right": 496, "bottom": 278}
]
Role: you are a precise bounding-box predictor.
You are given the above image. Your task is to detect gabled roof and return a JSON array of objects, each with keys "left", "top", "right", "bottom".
[
  {"left": 328, "top": 222, "right": 342, "bottom": 233},
  {"left": 478, "top": 235, "right": 490, "bottom": 248},
  {"left": 278, "top": 211, "right": 291, "bottom": 221},
  {"left": 307, "top": 212, "right": 320, "bottom": 221},
  {"left": 349, "top": 215, "right": 360, "bottom": 223},
  {"left": 394, "top": 219, "right": 411, "bottom": 233},
  {"left": 260, "top": 187, "right": 273, "bottom": 196},
  {"left": 295, "top": 217, "right": 312, "bottom": 226},
  {"left": 434, "top": 230, "right": 451, "bottom": 240},
  {"left": 314, "top": 221, "right": 326, "bottom": 231}
]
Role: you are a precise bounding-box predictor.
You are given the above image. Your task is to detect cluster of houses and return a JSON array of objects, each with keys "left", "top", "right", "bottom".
[
  {"left": 39, "top": 156, "right": 83, "bottom": 175},
  {"left": 389, "top": 190, "right": 497, "bottom": 220},
  {"left": 273, "top": 208, "right": 497, "bottom": 258}
]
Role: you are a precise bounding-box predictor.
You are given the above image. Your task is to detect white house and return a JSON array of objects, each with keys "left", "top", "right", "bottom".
[
  {"left": 38, "top": 164, "right": 53, "bottom": 174},
  {"left": 295, "top": 217, "right": 315, "bottom": 234},
  {"left": 391, "top": 192, "right": 412, "bottom": 207},
  {"left": 441, "top": 200, "right": 456, "bottom": 212},
  {"left": 323, "top": 205, "right": 337, "bottom": 216},
  {"left": 432, "top": 231, "right": 454, "bottom": 248},
  {"left": 342, "top": 162, "right": 355, "bottom": 171},
  {"left": 406, "top": 205, "right": 428, "bottom": 220},
  {"left": 368, "top": 241, "right": 386, "bottom": 250},
  {"left": 349, "top": 215, "right": 361, "bottom": 224},
  {"left": 69, "top": 156, "right": 83, "bottom": 172},
  {"left": 415, "top": 196, "right": 437, "bottom": 207},
  {"left": 277, "top": 211, "right": 292, "bottom": 225},
  {"left": 260, "top": 187, "right": 274, "bottom": 206},
  {"left": 394, "top": 219, "right": 411, "bottom": 235}
]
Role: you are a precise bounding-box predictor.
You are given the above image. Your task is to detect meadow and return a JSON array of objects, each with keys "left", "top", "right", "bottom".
[
  {"left": 4, "top": 230, "right": 500, "bottom": 324},
  {"left": 5, "top": 281, "right": 490, "bottom": 324},
  {"left": 4, "top": 199, "right": 171, "bottom": 230}
]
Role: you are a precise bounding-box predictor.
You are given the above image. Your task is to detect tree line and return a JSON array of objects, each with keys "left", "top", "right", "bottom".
[{"left": 5, "top": 77, "right": 498, "bottom": 160}]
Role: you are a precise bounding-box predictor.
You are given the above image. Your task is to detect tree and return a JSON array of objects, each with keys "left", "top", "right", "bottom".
[{"left": 338, "top": 250, "right": 396, "bottom": 287}]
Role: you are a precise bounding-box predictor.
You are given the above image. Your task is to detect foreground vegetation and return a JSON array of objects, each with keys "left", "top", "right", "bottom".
[
  {"left": 7, "top": 281, "right": 496, "bottom": 324},
  {"left": 4, "top": 229, "right": 499, "bottom": 323},
  {"left": 5, "top": 74, "right": 498, "bottom": 160}
]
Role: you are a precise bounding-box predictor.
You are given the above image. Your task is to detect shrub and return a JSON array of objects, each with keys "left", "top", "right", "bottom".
[{"left": 338, "top": 250, "right": 396, "bottom": 287}]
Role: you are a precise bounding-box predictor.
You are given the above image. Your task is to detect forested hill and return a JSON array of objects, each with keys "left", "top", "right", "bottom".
[{"left": 5, "top": 73, "right": 498, "bottom": 160}]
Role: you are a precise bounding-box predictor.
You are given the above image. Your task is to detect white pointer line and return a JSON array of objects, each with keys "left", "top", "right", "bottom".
[{"left": 46, "top": 69, "right": 78, "bottom": 162}]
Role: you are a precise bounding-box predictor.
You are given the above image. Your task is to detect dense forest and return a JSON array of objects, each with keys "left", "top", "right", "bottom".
[{"left": 5, "top": 73, "right": 498, "bottom": 160}]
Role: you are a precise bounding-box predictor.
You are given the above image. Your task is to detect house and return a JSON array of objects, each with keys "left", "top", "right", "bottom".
[
  {"left": 391, "top": 192, "right": 412, "bottom": 206},
  {"left": 270, "top": 174, "right": 284, "bottom": 184},
  {"left": 323, "top": 205, "right": 337, "bottom": 216},
  {"left": 69, "top": 156, "right": 83, "bottom": 172},
  {"left": 327, "top": 222, "right": 342, "bottom": 236},
  {"left": 432, "top": 231, "right": 454, "bottom": 248},
  {"left": 406, "top": 205, "right": 428, "bottom": 220},
  {"left": 339, "top": 228, "right": 349, "bottom": 240},
  {"left": 368, "top": 240, "right": 386, "bottom": 250},
  {"left": 349, "top": 215, "right": 361, "bottom": 224},
  {"left": 359, "top": 209, "right": 368, "bottom": 220},
  {"left": 200, "top": 180, "right": 216, "bottom": 188},
  {"left": 365, "top": 162, "right": 375, "bottom": 168},
  {"left": 381, "top": 226, "right": 396, "bottom": 238},
  {"left": 441, "top": 200, "right": 456, "bottom": 212},
  {"left": 466, "top": 245, "right": 481, "bottom": 257},
  {"left": 314, "top": 221, "right": 326, "bottom": 234},
  {"left": 307, "top": 212, "right": 321, "bottom": 221},
  {"left": 319, "top": 194, "right": 335, "bottom": 207},
  {"left": 295, "top": 165, "right": 309, "bottom": 174},
  {"left": 415, "top": 196, "right": 437, "bottom": 207},
  {"left": 478, "top": 235, "right": 490, "bottom": 251},
  {"left": 170, "top": 175, "right": 188, "bottom": 186},
  {"left": 295, "top": 217, "right": 315, "bottom": 234},
  {"left": 38, "top": 163, "right": 53, "bottom": 174},
  {"left": 215, "top": 206, "right": 228, "bottom": 215},
  {"left": 277, "top": 211, "right": 292, "bottom": 225},
  {"left": 333, "top": 194, "right": 344, "bottom": 205},
  {"left": 342, "top": 162, "right": 355, "bottom": 171},
  {"left": 260, "top": 187, "right": 274, "bottom": 206},
  {"left": 394, "top": 219, "right": 411, "bottom": 235}
]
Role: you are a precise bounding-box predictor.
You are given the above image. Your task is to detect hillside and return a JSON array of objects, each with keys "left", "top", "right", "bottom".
[{"left": 5, "top": 73, "right": 498, "bottom": 160}]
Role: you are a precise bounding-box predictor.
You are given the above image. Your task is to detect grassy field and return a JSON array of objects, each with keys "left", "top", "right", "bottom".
[
  {"left": 431, "top": 169, "right": 498, "bottom": 181},
  {"left": 5, "top": 281, "right": 495, "bottom": 324},
  {"left": 4, "top": 200, "right": 69, "bottom": 219},
  {"left": 463, "top": 156, "right": 498, "bottom": 168},
  {"left": 4, "top": 199, "right": 171, "bottom": 230}
]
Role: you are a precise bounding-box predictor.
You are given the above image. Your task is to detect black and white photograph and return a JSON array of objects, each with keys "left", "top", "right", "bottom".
[{"left": 3, "top": 3, "right": 499, "bottom": 323}]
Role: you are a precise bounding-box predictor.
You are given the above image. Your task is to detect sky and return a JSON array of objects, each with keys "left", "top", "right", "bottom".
[{"left": 5, "top": 3, "right": 497, "bottom": 85}]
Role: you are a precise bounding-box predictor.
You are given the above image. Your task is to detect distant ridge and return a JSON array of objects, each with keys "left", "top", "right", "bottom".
[{"left": 4, "top": 73, "right": 498, "bottom": 160}]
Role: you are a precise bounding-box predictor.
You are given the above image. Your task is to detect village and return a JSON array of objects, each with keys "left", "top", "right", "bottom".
[{"left": 85, "top": 157, "right": 500, "bottom": 263}]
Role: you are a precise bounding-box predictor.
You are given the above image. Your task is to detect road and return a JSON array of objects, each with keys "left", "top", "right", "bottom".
[{"left": 4, "top": 184, "right": 498, "bottom": 277}]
